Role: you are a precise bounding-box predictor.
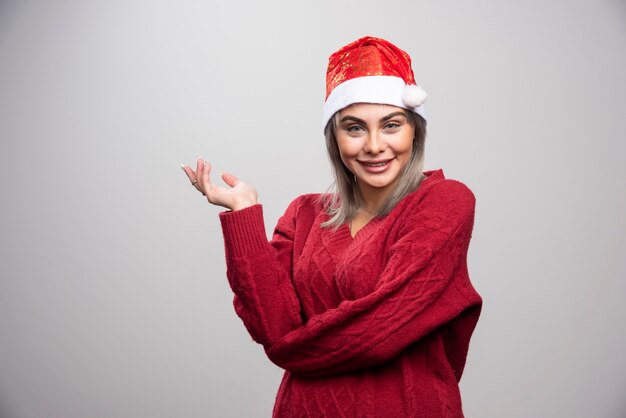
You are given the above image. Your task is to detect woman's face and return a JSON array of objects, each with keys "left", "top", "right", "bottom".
[{"left": 335, "top": 103, "right": 415, "bottom": 201}]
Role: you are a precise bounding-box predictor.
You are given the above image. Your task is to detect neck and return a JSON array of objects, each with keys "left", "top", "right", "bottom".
[
  {"left": 356, "top": 172, "right": 426, "bottom": 214},
  {"left": 357, "top": 182, "right": 394, "bottom": 214}
]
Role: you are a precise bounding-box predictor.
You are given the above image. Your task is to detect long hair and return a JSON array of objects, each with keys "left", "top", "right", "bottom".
[{"left": 321, "top": 108, "right": 427, "bottom": 228}]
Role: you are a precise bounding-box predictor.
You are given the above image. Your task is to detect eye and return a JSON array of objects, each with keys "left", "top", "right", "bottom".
[
  {"left": 345, "top": 124, "right": 364, "bottom": 133},
  {"left": 384, "top": 121, "right": 401, "bottom": 130}
]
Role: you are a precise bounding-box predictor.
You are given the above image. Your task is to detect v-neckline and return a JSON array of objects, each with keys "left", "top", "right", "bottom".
[
  {"left": 344, "top": 215, "right": 381, "bottom": 240},
  {"left": 318, "top": 169, "right": 443, "bottom": 260},
  {"left": 319, "top": 215, "right": 381, "bottom": 264}
]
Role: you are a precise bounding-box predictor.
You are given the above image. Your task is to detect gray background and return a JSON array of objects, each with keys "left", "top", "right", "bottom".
[{"left": 1, "top": 0, "right": 625, "bottom": 417}]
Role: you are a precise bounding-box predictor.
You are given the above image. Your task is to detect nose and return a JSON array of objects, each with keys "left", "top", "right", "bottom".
[{"left": 364, "top": 131, "right": 386, "bottom": 154}]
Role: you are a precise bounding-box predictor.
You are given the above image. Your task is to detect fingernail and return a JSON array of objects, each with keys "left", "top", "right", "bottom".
[{"left": 180, "top": 163, "right": 185, "bottom": 169}]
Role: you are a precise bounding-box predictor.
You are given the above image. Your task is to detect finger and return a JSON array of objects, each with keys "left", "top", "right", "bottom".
[
  {"left": 197, "top": 157, "right": 212, "bottom": 195},
  {"left": 180, "top": 164, "right": 196, "bottom": 184},
  {"left": 196, "top": 157, "right": 204, "bottom": 183},
  {"left": 181, "top": 164, "right": 204, "bottom": 192},
  {"left": 221, "top": 171, "right": 240, "bottom": 188},
  {"left": 202, "top": 161, "right": 213, "bottom": 198}
]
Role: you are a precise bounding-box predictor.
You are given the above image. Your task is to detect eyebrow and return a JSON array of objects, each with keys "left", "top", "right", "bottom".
[{"left": 339, "top": 111, "right": 407, "bottom": 124}]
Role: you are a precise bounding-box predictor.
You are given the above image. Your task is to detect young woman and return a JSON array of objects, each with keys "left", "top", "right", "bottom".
[{"left": 182, "top": 36, "right": 482, "bottom": 418}]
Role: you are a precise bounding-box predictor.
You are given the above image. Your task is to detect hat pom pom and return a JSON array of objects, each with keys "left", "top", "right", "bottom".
[{"left": 402, "top": 84, "right": 427, "bottom": 107}]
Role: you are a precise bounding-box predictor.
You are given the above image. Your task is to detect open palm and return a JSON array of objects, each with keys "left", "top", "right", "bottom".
[{"left": 181, "top": 157, "right": 258, "bottom": 211}]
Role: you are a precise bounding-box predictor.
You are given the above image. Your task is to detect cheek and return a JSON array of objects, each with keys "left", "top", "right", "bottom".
[
  {"left": 336, "top": 139, "right": 359, "bottom": 173},
  {"left": 399, "top": 142, "right": 413, "bottom": 157},
  {"left": 393, "top": 132, "right": 414, "bottom": 157},
  {"left": 338, "top": 151, "right": 356, "bottom": 173},
  {"left": 336, "top": 136, "right": 359, "bottom": 159}
]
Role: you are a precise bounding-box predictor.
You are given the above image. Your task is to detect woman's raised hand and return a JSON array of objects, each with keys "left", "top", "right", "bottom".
[{"left": 181, "top": 157, "right": 258, "bottom": 211}]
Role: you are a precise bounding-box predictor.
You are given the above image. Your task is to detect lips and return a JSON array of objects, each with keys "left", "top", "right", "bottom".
[{"left": 358, "top": 158, "right": 394, "bottom": 173}]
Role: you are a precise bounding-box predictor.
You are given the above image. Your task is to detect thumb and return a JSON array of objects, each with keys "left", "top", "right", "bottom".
[{"left": 221, "top": 171, "right": 240, "bottom": 188}]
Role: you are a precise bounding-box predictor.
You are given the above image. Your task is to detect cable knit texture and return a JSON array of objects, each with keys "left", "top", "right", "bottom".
[{"left": 219, "top": 169, "right": 482, "bottom": 418}]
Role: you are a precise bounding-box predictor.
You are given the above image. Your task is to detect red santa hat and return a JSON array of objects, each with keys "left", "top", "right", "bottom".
[{"left": 323, "top": 36, "right": 427, "bottom": 130}]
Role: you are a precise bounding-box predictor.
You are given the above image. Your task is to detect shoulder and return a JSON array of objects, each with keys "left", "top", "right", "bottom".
[
  {"left": 277, "top": 193, "right": 325, "bottom": 226},
  {"left": 283, "top": 193, "right": 325, "bottom": 215},
  {"left": 383, "top": 171, "right": 476, "bottom": 243},
  {"left": 391, "top": 170, "right": 476, "bottom": 234},
  {"left": 409, "top": 169, "right": 475, "bottom": 209}
]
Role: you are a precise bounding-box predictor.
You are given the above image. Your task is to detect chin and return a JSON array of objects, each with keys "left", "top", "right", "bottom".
[
  {"left": 366, "top": 181, "right": 392, "bottom": 189},
  {"left": 369, "top": 172, "right": 398, "bottom": 184},
  {"left": 362, "top": 177, "right": 398, "bottom": 190}
]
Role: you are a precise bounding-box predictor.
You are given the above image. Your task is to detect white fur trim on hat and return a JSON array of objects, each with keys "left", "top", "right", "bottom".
[
  {"left": 322, "top": 76, "right": 427, "bottom": 130},
  {"left": 402, "top": 84, "right": 427, "bottom": 108}
]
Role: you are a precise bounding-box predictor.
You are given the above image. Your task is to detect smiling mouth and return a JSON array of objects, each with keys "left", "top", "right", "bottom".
[{"left": 358, "top": 159, "right": 393, "bottom": 167}]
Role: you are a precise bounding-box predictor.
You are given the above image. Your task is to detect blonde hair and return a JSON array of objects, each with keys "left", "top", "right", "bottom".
[{"left": 321, "top": 108, "right": 427, "bottom": 228}]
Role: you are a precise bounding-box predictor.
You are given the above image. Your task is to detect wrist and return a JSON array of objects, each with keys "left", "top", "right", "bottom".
[{"left": 231, "top": 199, "right": 258, "bottom": 211}]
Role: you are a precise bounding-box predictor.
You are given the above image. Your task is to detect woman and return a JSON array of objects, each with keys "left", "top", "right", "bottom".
[{"left": 182, "top": 36, "right": 482, "bottom": 418}]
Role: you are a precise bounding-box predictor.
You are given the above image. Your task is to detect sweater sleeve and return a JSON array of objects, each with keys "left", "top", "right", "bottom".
[
  {"left": 263, "top": 180, "right": 481, "bottom": 377},
  {"left": 218, "top": 196, "right": 308, "bottom": 345}
]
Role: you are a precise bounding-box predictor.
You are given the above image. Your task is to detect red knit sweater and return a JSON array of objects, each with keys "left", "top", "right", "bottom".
[{"left": 218, "top": 169, "right": 482, "bottom": 417}]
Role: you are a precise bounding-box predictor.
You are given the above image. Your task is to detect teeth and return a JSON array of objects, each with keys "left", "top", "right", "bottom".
[{"left": 363, "top": 161, "right": 388, "bottom": 167}]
